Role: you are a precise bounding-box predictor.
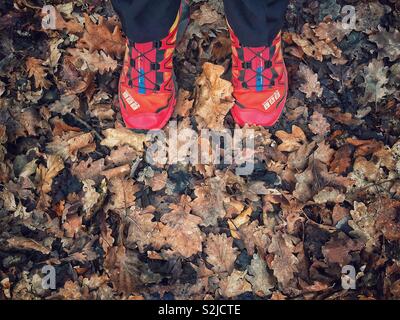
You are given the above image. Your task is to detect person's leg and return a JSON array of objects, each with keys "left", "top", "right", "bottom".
[
  {"left": 225, "top": 0, "right": 290, "bottom": 127},
  {"left": 113, "top": 0, "right": 185, "bottom": 130},
  {"left": 112, "top": 0, "right": 181, "bottom": 43},
  {"left": 223, "top": 0, "right": 289, "bottom": 47}
]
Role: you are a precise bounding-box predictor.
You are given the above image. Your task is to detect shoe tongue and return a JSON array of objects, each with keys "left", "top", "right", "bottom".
[{"left": 133, "top": 42, "right": 154, "bottom": 53}]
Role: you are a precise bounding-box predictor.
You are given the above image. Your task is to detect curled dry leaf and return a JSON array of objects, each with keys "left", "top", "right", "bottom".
[
  {"left": 101, "top": 128, "right": 147, "bottom": 152},
  {"left": 275, "top": 125, "right": 307, "bottom": 153},
  {"left": 47, "top": 131, "right": 94, "bottom": 161},
  {"left": 68, "top": 48, "right": 118, "bottom": 75}
]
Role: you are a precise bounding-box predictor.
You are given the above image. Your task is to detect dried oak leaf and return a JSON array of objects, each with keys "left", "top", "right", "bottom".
[
  {"left": 308, "top": 111, "right": 330, "bottom": 137},
  {"left": 101, "top": 127, "right": 147, "bottom": 152},
  {"left": 104, "top": 245, "right": 146, "bottom": 296},
  {"left": 354, "top": 2, "right": 386, "bottom": 33},
  {"left": 314, "top": 18, "right": 351, "bottom": 43},
  {"left": 219, "top": 270, "right": 252, "bottom": 298},
  {"left": 349, "top": 201, "right": 378, "bottom": 251},
  {"left": 106, "top": 145, "right": 138, "bottom": 167},
  {"left": 49, "top": 94, "right": 81, "bottom": 115},
  {"left": 275, "top": 125, "right": 307, "bottom": 153},
  {"left": 26, "top": 57, "right": 51, "bottom": 89},
  {"left": 57, "top": 281, "right": 82, "bottom": 300},
  {"left": 245, "top": 254, "right": 275, "bottom": 297},
  {"left": 147, "top": 171, "right": 168, "bottom": 192},
  {"left": 46, "top": 131, "right": 94, "bottom": 161},
  {"left": 268, "top": 232, "right": 299, "bottom": 286},
  {"left": 375, "top": 199, "right": 400, "bottom": 241},
  {"left": 107, "top": 177, "right": 139, "bottom": 213},
  {"left": 369, "top": 27, "right": 400, "bottom": 62},
  {"left": 174, "top": 89, "right": 194, "bottom": 117},
  {"left": 71, "top": 158, "right": 105, "bottom": 182},
  {"left": 159, "top": 199, "right": 203, "bottom": 258},
  {"left": 238, "top": 220, "right": 271, "bottom": 258},
  {"left": 126, "top": 206, "right": 159, "bottom": 252},
  {"left": 67, "top": 48, "right": 118, "bottom": 75},
  {"left": 322, "top": 233, "right": 364, "bottom": 266},
  {"left": 313, "top": 187, "right": 345, "bottom": 204},
  {"left": 191, "top": 3, "right": 221, "bottom": 26},
  {"left": 191, "top": 176, "right": 228, "bottom": 226},
  {"left": 82, "top": 179, "right": 100, "bottom": 214},
  {"left": 46, "top": 8, "right": 83, "bottom": 34},
  {"left": 36, "top": 155, "right": 64, "bottom": 209},
  {"left": 205, "top": 233, "right": 238, "bottom": 274},
  {"left": 330, "top": 144, "right": 352, "bottom": 174},
  {"left": 298, "top": 64, "right": 323, "bottom": 98},
  {"left": 194, "top": 62, "right": 234, "bottom": 130},
  {"left": 360, "top": 59, "right": 389, "bottom": 104},
  {"left": 6, "top": 236, "right": 51, "bottom": 255},
  {"left": 77, "top": 14, "right": 125, "bottom": 58},
  {"left": 63, "top": 214, "right": 82, "bottom": 238}
]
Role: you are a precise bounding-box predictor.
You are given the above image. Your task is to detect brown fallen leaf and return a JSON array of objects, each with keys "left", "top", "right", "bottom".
[
  {"left": 68, "top": 48, "right": 118, "bottom": 75},
  {"left": 159, "top": 198, "right": 203, "bottom": 258},
  {"left": 205, "top": 233, "right": 238, "bottom": 274},
  {"left": 308, "top": 111, "right": 330, "bottom": 137},
  {"left": 194, "top": 62, "right": 234, "bottom": 130},
  {"left": 6, "top": 236, "right": 50, "bottom": 255},
  {"left": 322, "top": 233, "right": 364, "bottom": 266},
  {"left": 191, "top": 176, "right": 228, "bottom": 226},
  {"left": 245, "top": 254, "right": 275, "bottom": 297},
  {"left": 36, "top": 155, "right": 64, "bottom": 210},
  {"left": 298, "top": 64, "right": 323, "bottom": 98},
  {"left": 268, "top": 232, "right": 299, "bottom": 286},
  {"left": 77, "top": 14, "right": 125, "bottom": 58},
  {"left": 148, "top": 171, "right": 168, "bottom": 192},
  {"left": 101, "top": 128, "right": 147, "bottom": 152},
  {"left": 26, "top": 57, "right": 51, "bottom": 89},
  {"left": 219, "top": 270, "right": 252, "bottom": 298},
  {"left": 106, "top": 177, "right": 139, "bottom": 214},
  {"left": 276, "top": 125, "right": 307, "bottom": 153},
  {"left": 46, "top": 131, "right": 95, "bottom": 161},
  {"left": 330, "top": 144, "right": 352, "bottom": 174},
  {"left": 104, "top": 245, "right": 142, "bottom": 296},
  {"left": 126, "top": 206, "right": 159, "bottom": 252}
]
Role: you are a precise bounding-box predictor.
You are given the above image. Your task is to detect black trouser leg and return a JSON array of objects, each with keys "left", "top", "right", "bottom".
[
  {"left": 111, "top": 0, "right": 181, "bottom": 43},
  {"left": 223, "top": 0, "right": 289, "bottom": 47}
]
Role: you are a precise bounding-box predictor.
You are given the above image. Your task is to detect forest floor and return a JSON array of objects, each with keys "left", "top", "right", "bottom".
[{"left": 0, "top": 0, "right": 400, "bottom": 300}]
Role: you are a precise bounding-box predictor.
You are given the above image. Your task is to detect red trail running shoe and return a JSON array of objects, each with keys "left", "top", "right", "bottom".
[
  {"left": 118, "top": 3, "right": 188, "bottom": 130},
  {"left": 229, "top": 27, "right": 288, "bottom": 127}
]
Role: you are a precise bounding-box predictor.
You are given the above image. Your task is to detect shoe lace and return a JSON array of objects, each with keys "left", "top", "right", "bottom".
[
  {"left": 128, "top": 41, "right": 173, "bottom": 92},
  {"left": 240, "top": 46, "right": 283, "bottom": 90}
]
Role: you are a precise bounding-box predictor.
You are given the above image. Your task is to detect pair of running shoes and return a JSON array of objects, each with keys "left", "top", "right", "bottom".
[{"left": 118, "top": 3, "right": 288, "bottom": 130}]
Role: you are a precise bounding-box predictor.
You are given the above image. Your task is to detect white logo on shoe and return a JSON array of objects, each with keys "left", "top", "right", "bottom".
[
  {"left": 263, "top": 90, "right": 281, "bottom": 111},
  {"left": 123, "top": 90, "right": 141, "bottom": 111}
]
